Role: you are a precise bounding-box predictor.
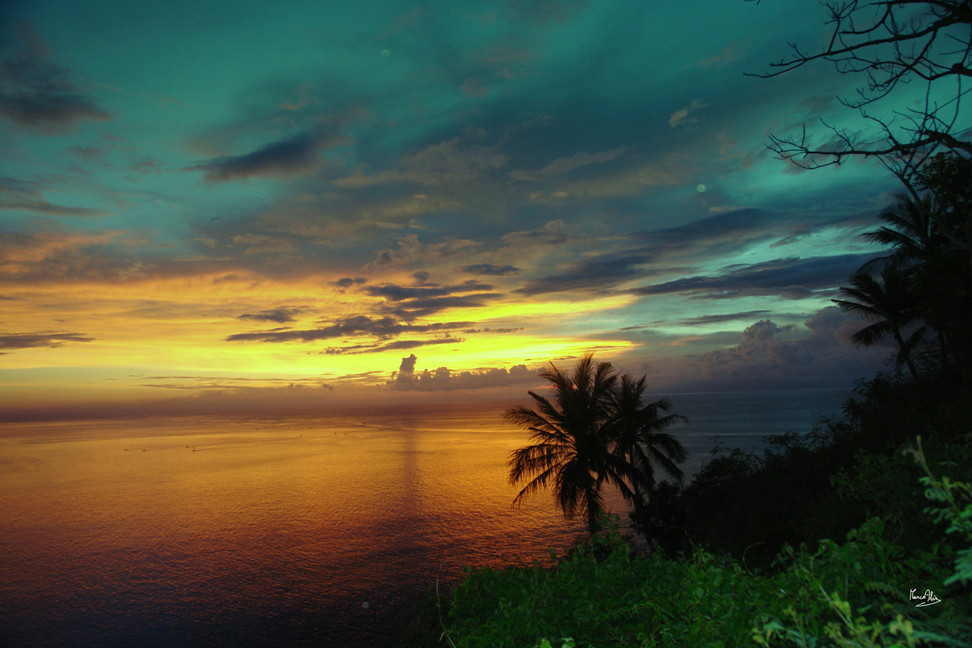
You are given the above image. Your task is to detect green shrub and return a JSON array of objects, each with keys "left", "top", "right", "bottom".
[{"left": 439, "top": 444, "right": 971, "bottom": 648}]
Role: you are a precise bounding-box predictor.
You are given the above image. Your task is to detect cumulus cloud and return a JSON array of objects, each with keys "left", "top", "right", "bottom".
[
  {"left": 190, "top": 130, "right": 328, "bottom": 182},
  {"left": 642, "top": 307, "right": 889, "bottom": 391},
  {"left": 0, "top": 31, "right": 110, "bottom": 132},
  {"left": 389, "top": 354, "right": 536, "bottom": 391}
]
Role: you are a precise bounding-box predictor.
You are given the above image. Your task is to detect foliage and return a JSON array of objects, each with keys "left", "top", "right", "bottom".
[
  {"left": 438, "top": 506, "right": 969, "bottom": 647},
  {"left": 753, "top": 0, "right": 972, "bottom": 185},
  {"left": 753, "top": 444, "right": 972, "bottom": 648},
  {"left": 652, "top": 368, "right": 972, "bottom": 568},
  {"left": 427, "top": 454, "right": 972, "bottom": 647},
  {"left": 507, "top": 354, "right": 686, "bottom": 536}
]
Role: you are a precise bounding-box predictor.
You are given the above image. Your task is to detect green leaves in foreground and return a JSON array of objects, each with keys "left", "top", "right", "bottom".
[{"left": 443, "top": 452, "right": 972, "bottom": 648}]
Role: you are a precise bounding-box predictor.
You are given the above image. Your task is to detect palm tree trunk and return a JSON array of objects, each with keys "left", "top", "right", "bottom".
[{"left": 893, "top": 327, "right": 920, "bottom": 380}]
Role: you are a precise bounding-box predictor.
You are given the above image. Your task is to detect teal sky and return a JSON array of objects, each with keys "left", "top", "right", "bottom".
[{"left": 1, "top": 0, "right": 906, "bottom": 414}]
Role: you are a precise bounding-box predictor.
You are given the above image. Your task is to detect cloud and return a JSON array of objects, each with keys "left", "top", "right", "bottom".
[
  {"left": 515, "top": 252, "right": 650, "bottom": 296},
  {"left": 668, "top": 99, "right": 708, "bottom": 128},
  {"left": 389, "top": 354, "right": 537, "bottom": 391},
  {"left": 335, "top": 136, "right": 508, "bottom": 188},
  {"left": 372, "top": 234, "right": 480, "bottom": 266},
  {"left": 460, "top": 263, "right": 520, "bottom": 276},
  {"left": 0, "top": 331, "right": 94, "bottom": 349},
  {"left": 510, "top": 147, "right": 625, "bottom": 181},
  {"left": 0, "top": 30, "right": 110, "bottom": 132},
  {"left": 677, "top": 310, "right": 774, "bottom": 326},
  {"left": 189, "top": 130, "right": 328, "bottom": 182},
  {"left": 499, "top": 220, "right": 569, "bottom": 247},
  {"left": 331, "top": 277, "right": 368, "bottom": 289},
  {"left": 323, "top": 336, "right": 462, "bottom": 355},
  {"left": 364, "top": 280, "right": 493, "bottom": 301},
  {"left": 364, "top": 279, "right": 501, "bottom": 319},
  {"left": 237, "top": 307, "right": 304, "bottom": 324},
  {"left": 0, "top": 177, "right": 102, "bottom": 216},
  {"left": 695, "top": 42, "right": 746, "bottom": 69},
  {"left": 225, "top": 315, "right": 473, "bottom": 343},
  {"left": 641, "top": 307, "right": 889, "bottom": 391},
  {"left": 630, "top": 254, "right": 873, "bottom": 300},
  {"left": 0, "top": 229, "right": 149, "bottom": 282}
]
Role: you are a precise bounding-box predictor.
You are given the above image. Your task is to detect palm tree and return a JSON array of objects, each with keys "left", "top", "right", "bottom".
[
  {"left": 506, "top": 354, "right": 686, "bottom": 536},
  {"left": 833, "top": 265, "right": 925, "bottom": 380},
  {"left": 862, "top": 193, "right": 942, "bottom": 270},
  {"left": 608, "top": 373, "right": 688, "bottom": 503},
  {"left": 863, "top": 192, "right": 968, "bottom": 372},
  {"left": 507, "top": 354, "right": 626, "bottom": 535}
]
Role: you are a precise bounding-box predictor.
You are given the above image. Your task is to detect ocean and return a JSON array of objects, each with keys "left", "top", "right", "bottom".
[{"left": 0, "top": 388, "right": 849, "bottom": 647}]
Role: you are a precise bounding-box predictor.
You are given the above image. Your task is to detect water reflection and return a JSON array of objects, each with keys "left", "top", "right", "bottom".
[
  {"left": 0, "top": 391, "right": 847, "bottom": 647},
  {"left": 0, "top": 403, "right": 591, "bottom": 647}
]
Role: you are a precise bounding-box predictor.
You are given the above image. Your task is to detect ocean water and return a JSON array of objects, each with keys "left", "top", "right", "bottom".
[{"left": 0, "top": 389, "right": 849, "bottom": 647}]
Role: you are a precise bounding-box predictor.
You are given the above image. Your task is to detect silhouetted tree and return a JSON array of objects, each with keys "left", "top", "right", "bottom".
[
  {"left": 507, "top": 354, "right": 686, "bottom": 536},
  {"left": 752, "top": 1, "right": 971, "bottom": 178},
  {"left": 608, "top": 373, "right": 687, "bottom": 502},
  {"left": 833, "top": 265, "right": 925, "bottom": 379},
  {"left": 849, "top": 157, "right": 972, "bottom": 377},
  {"left": 753, "top": 2, "right": 972, "bottom": 292}
]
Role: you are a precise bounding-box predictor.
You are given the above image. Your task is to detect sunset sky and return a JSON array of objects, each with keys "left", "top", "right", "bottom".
[{"left": 1, "top": 0, "right": 906, "bottom": 417}]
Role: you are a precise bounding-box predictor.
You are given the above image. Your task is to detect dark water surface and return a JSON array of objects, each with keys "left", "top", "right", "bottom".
[{"left": 0, "top": 389, "right": 848, "bottom": 647}]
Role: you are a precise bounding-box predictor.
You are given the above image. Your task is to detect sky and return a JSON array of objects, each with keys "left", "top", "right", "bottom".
[{"left": 0, "top": 0, "right": 910, "bottom": 418}]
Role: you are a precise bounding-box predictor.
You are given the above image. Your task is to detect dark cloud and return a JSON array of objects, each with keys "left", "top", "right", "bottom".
[
  {"left": 0, "top": 331, "right": 93, "bottom": 349},
  {"left": 0, "top": 32, "right": 109, "bottom": 132},
  {"left": 501, "top": 220, "right": 569, "bottom": 247},
  {"left": 389, "top": 354, "right": 537, "bottom": 391},
  {"left": 237, "top": 307, "right": 304, "bottom": 324},
  {"left": 515, "top": 253, "right": 650, "bottom": 296},
  {"left": 460, "top": 263, "right": 520, "bottom": 276},
  {"left": 323, "top": 336, "right": 462, "bottom": 355},
  {"left": 0, "top": 176, "right": 102, "bottom": 217},
  {"left": 626, "top": 208, "right": 872, "bottom": 265},
  {"left": 226, "top": 315, "right": 472, "bottom": 343},
  {"left": 631, "top": 254, "right": 875, "bottom": 300},
  {"left": 364, "top": 280, "right": 493, "bottom": 301},
  {"left": 641, "top": 307, "right": 889, "bottom": 392},
  {"left": 677, "top": 311, "right": 774, "bottom": 326},
  {"left": 331, "top": 277, "right": 368, "bottom": 289},
  {"left": 0, "top": 199, "right": 101, "bottom": 217},
  {"left": 364, "top": 279, "right": 501, "bottom": 319},
  {"left": 190, "top": 130, "right": 328, "bottom": 182},
  {"left": 383, "top": 294, "right": 501, "bottom": 320},
  {"left": 461, "top": 327, "right": 524, "bottom": 334}
]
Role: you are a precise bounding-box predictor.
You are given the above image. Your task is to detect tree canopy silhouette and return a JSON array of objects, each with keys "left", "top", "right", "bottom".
[
  {"left": 752, "top": 0, "right": 971, "bottom": 176},
  {"left": 507, "top": 354, "right": 686, "bottom": 536}
]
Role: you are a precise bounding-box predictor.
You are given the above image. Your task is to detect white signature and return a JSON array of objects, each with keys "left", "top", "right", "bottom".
[{"left": 909, "top": 588, "right": 942, "bottom": 607}]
